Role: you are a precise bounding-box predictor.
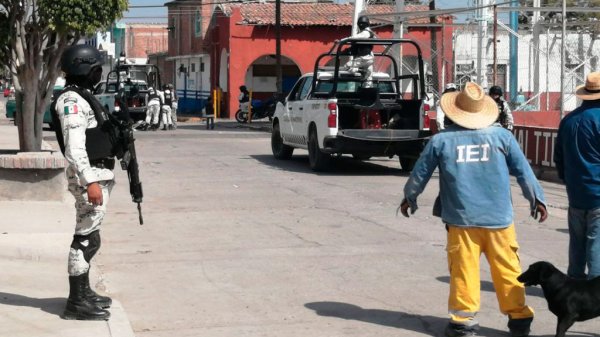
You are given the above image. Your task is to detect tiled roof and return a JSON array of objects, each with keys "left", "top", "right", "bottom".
[{"left": 218, "top": 3, "right": 450, "bottom": 27}]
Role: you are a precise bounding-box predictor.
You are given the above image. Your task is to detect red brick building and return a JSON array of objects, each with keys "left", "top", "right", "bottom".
[
  {"left": 164, "top": 1, "right": 452, "bottom": 117},
  {"left": 115, "top": 23, "right": 169, "bottom": 63}
]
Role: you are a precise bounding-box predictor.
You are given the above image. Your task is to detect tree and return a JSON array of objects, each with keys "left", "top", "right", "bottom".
[{"left": 0, "top": 0, "right": 127, "bottom": 152}]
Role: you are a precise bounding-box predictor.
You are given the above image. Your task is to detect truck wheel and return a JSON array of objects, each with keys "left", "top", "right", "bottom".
[
  {"left": 399, "top": 156, "right": 417, "bottom": 172},
  {"left": 235, "top": 109, "right": 247, "bottom": 123},
  {"left": 271, "top": 123, "right": 294, "bottom": 160},
  {"left": 308, "top": 128, "right": 331, "bottom": 171}
]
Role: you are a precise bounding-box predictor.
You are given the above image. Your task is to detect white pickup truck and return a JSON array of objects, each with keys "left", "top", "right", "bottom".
[
  {"left": 94, "top": 64, "right": 162, "bottom": 121},
  {"left": 270, "top": 38, "right": 432, "bottom": 171}
]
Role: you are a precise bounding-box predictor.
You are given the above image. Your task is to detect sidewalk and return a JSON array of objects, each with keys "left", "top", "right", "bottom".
[{"left": 0, "top": 119, "right": 136, "bottom": 337}]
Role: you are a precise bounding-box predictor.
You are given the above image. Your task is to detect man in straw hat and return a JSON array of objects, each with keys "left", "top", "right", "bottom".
[
  {"left": 555, "top": 71, "right": 600, "bottom": 280},
  {"left": 399, "top": 82, "right": 548, "bottom": 337}
]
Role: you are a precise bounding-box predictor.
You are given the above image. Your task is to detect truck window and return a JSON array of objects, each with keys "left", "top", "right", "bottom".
[
  {"left": 298, "top": 76, "right": 312, "bottom": 100},
  {"left": 315, "top": 80, "right": 395, "bottom": 94},
  {"left": 287, "top": 78, "right": 306, "bottom": 102}
]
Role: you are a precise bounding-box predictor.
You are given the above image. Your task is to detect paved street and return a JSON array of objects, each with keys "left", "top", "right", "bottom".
[
  {"left": 86, "top": 120, "right": 598, "bottom": 337},
  {"left": 0, "top": 95, "right": 597, "bottom": 336}
]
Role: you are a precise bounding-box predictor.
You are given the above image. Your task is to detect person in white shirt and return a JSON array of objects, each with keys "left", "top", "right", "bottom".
[{"left": 436, "top": 83, "right": 458, "bottom": 131}]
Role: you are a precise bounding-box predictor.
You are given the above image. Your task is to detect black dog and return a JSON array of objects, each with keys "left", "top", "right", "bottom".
[{"left": 518, "top": 261, "right": 600, "bottom": 337}]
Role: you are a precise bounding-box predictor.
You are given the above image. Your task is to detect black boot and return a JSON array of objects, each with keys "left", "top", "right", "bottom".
[
  {"left": 63, "top": 275, "right": 110, "bottom": 320},
  {"left": 82, "top": 271, "right": 112, "bottom": 308}
]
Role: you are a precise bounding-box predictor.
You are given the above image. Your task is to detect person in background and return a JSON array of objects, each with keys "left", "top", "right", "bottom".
[
  {"left": 400, "top": 82, "right": 547, "bottom": 337},
  {"left": 489, "top": 86, "right": 514, "bottom": 131},
  {"left": 169, "top": 84, "right": 178, "bottom": 130},
  {"left": 435, "top": 83, "right": 458, "bottom": 131},
  {"left": 143, "top": 86, "right": 163, "bottom": 131},
  {"left": 343, "top": 15, "right": 377, "bottom": 88},
  {"left": 555, "top": 71, "right": 600, "bottom": 280},
  {"left": 161, "top": 84, "right": 175, "bottom": 131},
  {"left": 239, "top": 85, "right": 250, "bottom": 114}
]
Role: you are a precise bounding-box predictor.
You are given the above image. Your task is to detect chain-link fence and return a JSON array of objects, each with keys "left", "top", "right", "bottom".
[{"left": 365, "top": 1, "right": 600, "bottom": 119}]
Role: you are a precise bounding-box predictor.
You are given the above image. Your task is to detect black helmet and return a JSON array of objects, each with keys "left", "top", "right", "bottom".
[
  {"left": 489, "top": 85, "right": 503, "bottom": 96},
  {"left": 240, "top": 85, "right": 247, "bottom": 91},
  {"left": 61, "top": 44, "right": 105, "bottom": 76},
  {"left": 357, "top": 15, "right": 370, "bottom": 30}
]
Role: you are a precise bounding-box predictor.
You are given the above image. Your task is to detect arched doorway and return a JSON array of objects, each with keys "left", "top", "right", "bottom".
[{"left": 244, "top": 55, "right": 301, "bottom": 101}]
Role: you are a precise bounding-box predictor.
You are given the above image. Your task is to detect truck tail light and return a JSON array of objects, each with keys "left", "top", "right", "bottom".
[
  {"left": 327, "top": 102, "right": 337, "bottom": 128},
  {"left": 423, "top": 113, "right": 431, "bottom": 130},
  {"left": 114, "top": 98, "right": 120, "bottom": 108}
]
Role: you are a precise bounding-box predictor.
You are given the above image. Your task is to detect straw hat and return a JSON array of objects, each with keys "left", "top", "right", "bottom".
[
  {"left": 575, "top": 72, "right": 600, "bottom": 100},
  {"left": 440, "top": 82, "right": 499, "bottom": 130}
]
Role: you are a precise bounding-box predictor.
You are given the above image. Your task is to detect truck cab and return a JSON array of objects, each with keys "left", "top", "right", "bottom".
[{"left": 271, "top": 38, "right": 431, "bottom": 171}]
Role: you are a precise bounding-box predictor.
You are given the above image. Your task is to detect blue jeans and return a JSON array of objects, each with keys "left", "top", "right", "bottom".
[{"left": 568, "top": 206, "right": 600, "bottom": 279}]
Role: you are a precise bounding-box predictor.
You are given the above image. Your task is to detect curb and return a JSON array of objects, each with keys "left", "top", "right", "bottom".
[{"left": 107, "top": 300, "right": 136, "bottom": 337}]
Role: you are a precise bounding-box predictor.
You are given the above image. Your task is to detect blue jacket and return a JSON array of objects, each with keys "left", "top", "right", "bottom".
[
  {"left": 404, "top": 125, "right": 546, "bottom": 228},
  {"left": 555, "top": 101, "right": 600, "bottom": 210}
]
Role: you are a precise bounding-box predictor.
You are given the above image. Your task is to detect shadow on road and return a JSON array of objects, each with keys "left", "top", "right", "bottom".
[
  {"left": 251, "top": 154, "right": 410, "bottom": 177},
  {"left": 0, "top": 292, "right": 64, "bottom": 317},
  {"left": 304, "top": 301, "right": 511, "bottom": 336},
  {"left": 436, "top": 276, "right": 545, "bottom": 298},
  {"left": 176, "top": 122, "right": 270, "bottom": 133}
]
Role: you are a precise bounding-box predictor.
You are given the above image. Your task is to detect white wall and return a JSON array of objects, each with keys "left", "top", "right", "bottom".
[{"left": 454, "top": 27, "right": 599, "bottom": 110}]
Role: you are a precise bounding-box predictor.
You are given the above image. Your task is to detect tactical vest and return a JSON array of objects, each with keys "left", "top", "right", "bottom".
[
  {"left": 354, "top": 29, "right": 376, "bottom": 57},
  {"left": 164, "top": 90, "right": 172, "bottom": 106},
  {"left": 148, "top": 89, "right": 160, "bottom": 102},
  {"left": 51, "top": 86, "right": 119, "bottom": 161},
  {"left": 495, "top": 100, "right": 509, "bottom": 128}
]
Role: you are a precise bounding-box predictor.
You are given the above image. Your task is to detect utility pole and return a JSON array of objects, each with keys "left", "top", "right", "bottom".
[
  {"left": 352, "top": 0, "right": 364, "bottom": 36},
  {"left": 430, "top": 0, "right": 439, "bottom": 95},
  {"left": 560, "top": 0, "right": 566, "bottom": 118},
  {"left": 493, "top": 4, "right": 497, "bottom": 86},
  {"left": 275, "top": 0, "right": 282, "bottom": 98},
  {"left": 394, "top": 0, "right": 404, "bottom": 79},
  {"left": 509, "top": 0, "right": 518, "bottom": 101},
  {"left": 476, "top": 0, "right": 489, "bottom": 87},
  {"left": 532, "top": 0, "right": 541, "bottom": 110}
]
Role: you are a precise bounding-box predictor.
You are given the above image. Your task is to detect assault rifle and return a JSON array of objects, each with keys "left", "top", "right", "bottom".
[{"left": 112, "top": 89, "right": 144, "bottom": 225}]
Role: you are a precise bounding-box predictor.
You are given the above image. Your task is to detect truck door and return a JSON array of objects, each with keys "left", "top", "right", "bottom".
[
  {"left": 294, "top": 76, "right": 313, "bottom": 143},
  {"left": 282, "top": 77, "right": 307, "bottom": 144}
]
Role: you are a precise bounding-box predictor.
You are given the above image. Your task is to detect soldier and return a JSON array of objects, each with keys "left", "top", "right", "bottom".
[
  {"left": 52, "top": 44, "right": 118, "bottom": 321},
  {"left": 161, "top": 83, "right": 175, "bottom": 130},
  {"left": 169, "top": 83, "right": 178, "bottom": 129},
  {"left": 344, "top": 15, "right": 377, "bottom": 88},
  {"left": 489, "top": 86, "right": 515, "bottom": 131},
  {"left": 144, "top": 86, "right": 163, "bottom": 131}
]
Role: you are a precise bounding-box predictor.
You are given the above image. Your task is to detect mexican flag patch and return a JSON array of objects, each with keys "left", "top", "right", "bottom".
[{"left": 64, "top": 105, "right": 78, "bottom": 115}]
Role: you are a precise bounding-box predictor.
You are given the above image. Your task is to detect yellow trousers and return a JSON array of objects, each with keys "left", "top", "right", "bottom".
[{"left": 446, "top": 224, "right": 534, "bottom": 325}]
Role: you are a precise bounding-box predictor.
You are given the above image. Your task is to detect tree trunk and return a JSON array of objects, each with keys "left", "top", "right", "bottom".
[{"left": 16, "top": 65, "right": 43, "bottom": 152}]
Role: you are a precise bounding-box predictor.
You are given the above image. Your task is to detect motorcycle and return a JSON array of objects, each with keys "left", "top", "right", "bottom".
[{"left": 235, "top": 97, "right": 277, "bottom": 123}]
